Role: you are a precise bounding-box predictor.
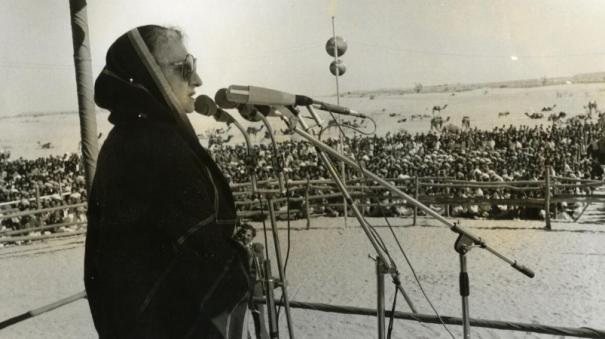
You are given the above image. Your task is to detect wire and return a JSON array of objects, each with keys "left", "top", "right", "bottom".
[
  {"left": 322, "top": 110, "right": 392, "bottom": 257},
  {"left": 387, "top": 286, "right": 398, "bottom": 339},
  {"left": 366, "top": 218, "right": 392, "bottom": 259},
  {"left": 324, "top": 110, "right": 456, "bottom": 339},
  {"left": 320, "top": 112, "right": 396, "bottom": 269},
  {"left": 382, "top": 211, "right": 456, "bottom": 339},
  {"left": 256, "top": 192, "right": 271, "bottom": 273},
  {"left": 318, "top": 116, "right": 377, "bottom": 141},
  {"left": 264, "top": 129, "right": 293, "bottom": 318}
]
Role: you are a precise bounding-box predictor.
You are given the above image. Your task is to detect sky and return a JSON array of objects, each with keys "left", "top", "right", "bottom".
[{"left": 2, "top": 0, "right": 605, "bottom": 116}]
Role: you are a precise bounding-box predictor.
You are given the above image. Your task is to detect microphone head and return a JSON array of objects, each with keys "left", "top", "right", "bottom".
[
  {"left": 215, "top": 88, "right": 239, "bottom": 109},
  {"left": 256, "top": 105, "right": 274, "bottom": 116},
  {"left": 238, "top": 104, "right": 263, "bottom": 122},
  {"left": 194, "top": 95, "right": 217, "bottom": 117}
]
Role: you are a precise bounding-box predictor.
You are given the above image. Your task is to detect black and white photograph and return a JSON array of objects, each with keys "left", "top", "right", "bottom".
[{"left": 1, "top": 1, "right": 604, "bottom": 338}]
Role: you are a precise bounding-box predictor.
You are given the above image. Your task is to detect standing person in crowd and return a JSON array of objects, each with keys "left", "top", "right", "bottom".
[
  {"left": 84, "top": 25, "right": 249, "bottom": 338},
  {"left": 231, "top": 223, "right": 269, "bottom": 339}
]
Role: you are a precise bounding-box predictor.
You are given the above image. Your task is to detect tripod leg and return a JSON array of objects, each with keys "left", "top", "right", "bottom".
[
  {"left": 377, "top": 258, "right": 386, "bottom": 339},
  {"left": 460, "top": 253, "right": 471, "bottom": 339},
  {"left": 263, "top": 259, "right": 279, "bottom": 339},
  {"left": 267, "top": 198, "right": 296, "bottom": 338}
]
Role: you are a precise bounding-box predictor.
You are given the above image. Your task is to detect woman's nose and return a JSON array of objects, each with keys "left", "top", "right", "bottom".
[{"left": 190, "top": 72, "right": 202, "bottom": 87}]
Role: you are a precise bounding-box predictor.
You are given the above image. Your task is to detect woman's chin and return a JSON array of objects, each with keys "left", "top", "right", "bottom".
[{"left": 183, "top": 98, "right": 195, "bottom": 113}]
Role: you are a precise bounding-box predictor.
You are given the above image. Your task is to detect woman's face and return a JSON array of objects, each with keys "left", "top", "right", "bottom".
[{"left": 154, "top": 37, "right": 202, "bottom": 113}]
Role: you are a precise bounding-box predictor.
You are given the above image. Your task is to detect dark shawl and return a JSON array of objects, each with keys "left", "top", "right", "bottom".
[{"left": 84, "top": 26, "right": 248, "bottom": 339}]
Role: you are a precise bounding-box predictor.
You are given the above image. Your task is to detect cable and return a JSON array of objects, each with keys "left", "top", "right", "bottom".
[
  {"left": 382, "top": 212, "right": 456, "bottom": 339},
  {"left": 387, "top": 286, "right": 398, "bottom": 339},
  {"left": 264, "top": 131, "right": 293, "bottom": 318},
  {"left": 256, "top": 191, "right": 270, "bottom": 273},
  {"left": 318, "top": 116, "right": 377, "bottom": 141},
  {"left": 322, "top": 110, "right": 393, "bottom": 259},
  {"left": 323, "top": 110, "right": 456, "bottom": 339}
]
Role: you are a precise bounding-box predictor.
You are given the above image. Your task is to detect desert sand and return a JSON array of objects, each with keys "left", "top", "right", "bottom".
[
  {"left": 1, "top": 83, "right": 605, "bottom": 337},
  {"left": 1, "top": 214, "right": 604, "bottom": 339}
]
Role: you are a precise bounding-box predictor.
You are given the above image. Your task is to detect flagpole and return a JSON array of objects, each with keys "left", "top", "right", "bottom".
[
  {"left": 331, "top": 16, "right": 348, "bottom": 227},
  {"left": 69, "top": 0, "right": 98, "bottom": 193}
]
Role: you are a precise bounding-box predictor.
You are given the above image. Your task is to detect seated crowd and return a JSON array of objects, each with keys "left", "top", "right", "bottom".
[
  {"left": 0, "top": 153, "right": 87, "bottom": 232},
  {"left": 1, "top": 120, "right": 604, "bottom": 233}
]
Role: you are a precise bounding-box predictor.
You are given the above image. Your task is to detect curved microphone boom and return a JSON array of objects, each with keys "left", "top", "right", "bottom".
[{"left": 194, "top": 94, "right": 258, "bottom": 192}]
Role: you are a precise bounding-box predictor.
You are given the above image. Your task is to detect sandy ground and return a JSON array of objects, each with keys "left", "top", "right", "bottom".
[
  {"left": 1, "top": 215, "right": 604, "bottom": 339},
  {"left": 4, "top": 83, "right": 605, "bottom": 159}
]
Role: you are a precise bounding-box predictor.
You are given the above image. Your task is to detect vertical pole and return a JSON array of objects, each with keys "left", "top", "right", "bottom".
[
  {"left": 413, "top": 176, "right": 419, "bottom": 226},
  {"left": 35, "top": 184, "right": 41, "bottom": 226},
  {"left": 331, "top": 17, "right": 341, "bottom": 104},
  {"left": 361, "top": 183, "right": 366, "bottom": 217},
  {"left": 35, "top": 184, "right": 40, "bottom": 210},
  {"left": 545, "top": 165, "right": 552, "bottom": 230},
  {"left": 332, "top": 16, "right": 347, "bottom": 228},
  {"left": 376, "top": 257, "right": 386, "bottom": 339},
  {"left": 460, "top": 252, "right": 471, "bottom": 339},
  {"left": 263, "top": 257, "right": 278, "bottom": 339},
  {"left": 388, "top": 188, "right": 393, "bottom": 217},
  {"left": 305, "top": 179, "right": 311, "bottom": 230},
  {"left": 69, "top": 0, "right": 99, "bottom": 194},
  {"left": 446, "top": 186, "right": 451, "bottom": 217},
  {"left": 267, "top": 198, "right": 296, "bottom": 339}
]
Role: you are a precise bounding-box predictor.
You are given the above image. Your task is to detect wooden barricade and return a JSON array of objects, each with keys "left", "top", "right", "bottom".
[{"left": 2, "top": 171, "right": 604, "bottom": 244}]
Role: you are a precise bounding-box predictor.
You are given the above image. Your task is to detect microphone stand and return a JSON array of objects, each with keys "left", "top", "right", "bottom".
[
  {"left": 227, "top": 117, "right": 258, "bottom": 193},
  {"left": 253, "top": 113, "right": 296, "bottom": 339},
  {"left": 258, "top": 114, "right": 286, "bottom": 194},
  {"left": 454, "top": 229, "right": 473, "bottom": 339},
  {"left": 280, "top": 105, "right": 535, "bottom": 339},
  {"left": 207, "top": 110, "right": 279, "bottom": 338},
  {"left": 281, "top": 106, "right": 417, "bottom": 339}
]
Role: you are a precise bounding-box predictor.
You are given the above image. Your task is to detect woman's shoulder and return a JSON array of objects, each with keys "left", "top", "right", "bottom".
[
  {"left": 105, "top": 121, "right": 187, "bottom": 151},
  {"left": 97, "top": 121, "right": 197, "bottom": 173}
]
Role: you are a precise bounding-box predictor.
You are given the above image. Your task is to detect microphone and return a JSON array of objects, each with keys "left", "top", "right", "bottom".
[
  {"left": 215, "top": 89, "right": 281, "bottom": 122},
  {"left": 194, "top": 95, "right": 235, "bottom": 124},
  {"left": 196, "top": 94, "right": 260, "bottom": 192},
  {"left": 194, "top": 94, "right": 216, "bottom": 116},
  {"left": 237, "top": 104, "right": 265, "bottom": 122},
  {"left": 214, "top": 88, "right": 238, "bottom": 109},
  {"left": 312, "top": 101, "right": 366, "bottom": 118},
  {"left": 224, "top": 85, "right": 367, "bottom": 118},
  {"left": 226, "top": 85, "right": 313, "bottom": 106}
]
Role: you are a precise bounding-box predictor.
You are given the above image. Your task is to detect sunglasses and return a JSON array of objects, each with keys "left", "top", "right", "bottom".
[{"left": 163, "top": 54, "right": 197, "bottom": 81}]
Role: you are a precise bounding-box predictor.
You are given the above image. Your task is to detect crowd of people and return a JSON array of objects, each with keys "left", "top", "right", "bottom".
[
  {"left": 0, "top": 152, "right": 87, "bottom": 231},
  {"left": 215, "top": 120, "right": 603, "bottom": 183},
  {"left": 1, "top": 119, "right": 604, "bottom": 232},
  {"left": 206, "top": 119, "right": 605, "bottom": 219}
]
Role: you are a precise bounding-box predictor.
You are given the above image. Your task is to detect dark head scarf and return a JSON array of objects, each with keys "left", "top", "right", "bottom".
[
  {"left": 95, "top": 25, "right": 174, "bottom": 125},
  {"left": 94, "top": 25, "right": 237, "bottom": 223}
]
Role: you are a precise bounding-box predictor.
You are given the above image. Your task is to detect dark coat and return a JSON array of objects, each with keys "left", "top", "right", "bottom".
[{"left": 84, "top": 26, "right": 249, "bottom": 339}]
